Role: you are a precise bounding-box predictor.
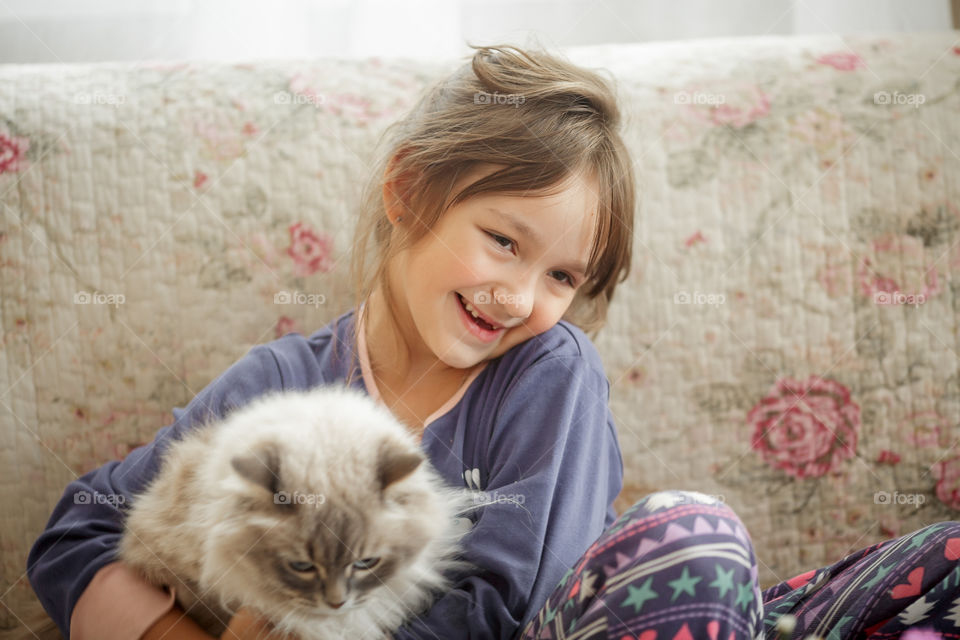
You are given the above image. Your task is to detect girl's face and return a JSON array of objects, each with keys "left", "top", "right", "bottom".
[{"left": 387, "top": 165, "right": 599, "bottom": 370}]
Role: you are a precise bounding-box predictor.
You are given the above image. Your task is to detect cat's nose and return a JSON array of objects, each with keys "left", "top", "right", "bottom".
[{"left": 328, "top": 600, "right": 346, "bottom": 609}]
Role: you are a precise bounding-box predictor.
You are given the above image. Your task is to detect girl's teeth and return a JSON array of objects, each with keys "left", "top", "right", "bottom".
[{"left": 461, "top": 295, "right": 497, "bottom": 328}]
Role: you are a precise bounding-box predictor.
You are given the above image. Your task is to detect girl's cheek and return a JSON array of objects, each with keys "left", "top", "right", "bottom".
[
  {"left": 447, "top": 251, "right": 489, "bottom": 284},
  {"left": 461, "top": 245, "right": 502, "bottom": 281}
]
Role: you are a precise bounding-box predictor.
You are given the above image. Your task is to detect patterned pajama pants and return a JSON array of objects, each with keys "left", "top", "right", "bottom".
[{"left": 519, "top": 491, "right": 960, "bottom": 640}]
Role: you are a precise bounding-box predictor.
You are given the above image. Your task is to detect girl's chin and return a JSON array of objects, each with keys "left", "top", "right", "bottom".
[
  {"left": 437, "top": 345, "right": 488, "bottom": 370},
  {"left": 437, "top": 332, "right": 501, "bottom": 368}
]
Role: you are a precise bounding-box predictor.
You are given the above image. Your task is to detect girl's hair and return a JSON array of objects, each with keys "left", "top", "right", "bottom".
[{"left": 338, "top": 43, "right": 635, "bottom": 384}]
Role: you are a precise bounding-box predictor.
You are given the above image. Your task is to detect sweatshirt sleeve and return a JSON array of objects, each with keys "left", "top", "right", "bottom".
[
  {"left": 26, "top": 344, "right": 284, "bottom": 639},
  {"left": 393, "top": 355, "right": 624, "bottom": 640}
]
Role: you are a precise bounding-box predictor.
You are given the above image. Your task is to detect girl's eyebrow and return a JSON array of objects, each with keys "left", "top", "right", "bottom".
[{"left": 487, "top": 207, "right": 589, "bottom": 275}]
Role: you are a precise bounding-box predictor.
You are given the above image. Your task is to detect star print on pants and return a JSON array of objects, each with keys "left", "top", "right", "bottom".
[
  {"left": 709, "top": 564, "right": 735, "bottom": 598},
  {"left": 668, "top": 567, "right": 702, "bottom": 601},
  {"left": 622, "top": 577, "right": 658, "bottom": 613}
]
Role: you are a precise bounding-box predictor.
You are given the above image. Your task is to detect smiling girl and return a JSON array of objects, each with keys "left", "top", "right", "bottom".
[{"left": 358, "top": 162, "right": 605, "bottom": 432}]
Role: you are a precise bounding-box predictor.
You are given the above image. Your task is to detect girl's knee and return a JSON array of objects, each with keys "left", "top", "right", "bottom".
[
  {"left": 909, "top": 520, "right": 960, "bottom": 552},
  {"left": 901, "top": 520, "right": 960, "bottom": 542},
  {"left": 628, "top": 490, "right": 743, "bottom": 522},
  {"left": 582, "top": 491, "right": 763, "bottom": 638},
  {"left": 614, "top": 490, "right": 756, "bottom": 556},
  {"left": 935, "top": 520, "right": 960, "bottom": 537}
]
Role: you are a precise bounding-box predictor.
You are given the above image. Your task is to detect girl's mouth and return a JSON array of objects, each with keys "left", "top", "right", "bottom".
[{"left": 456, "top": 293, "right": 504, "bottom": 342}]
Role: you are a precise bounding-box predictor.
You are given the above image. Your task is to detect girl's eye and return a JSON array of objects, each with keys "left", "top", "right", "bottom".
[
  {"left": 486, "top": 231, "right": 514, "bottom": 251},
  {"left": 288, "top": 560, "right": 316, "bottom": 573},
  {"left": 486, "top": 229, "right": 577, "bottom": 288},
  {"left": 353, "top": 557, "right": 381, "bottom": 570}
]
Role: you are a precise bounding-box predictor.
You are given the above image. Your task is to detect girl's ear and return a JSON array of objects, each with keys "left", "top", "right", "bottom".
[{"left": 383, "top": 147, "right": 417, "bottom": 225}]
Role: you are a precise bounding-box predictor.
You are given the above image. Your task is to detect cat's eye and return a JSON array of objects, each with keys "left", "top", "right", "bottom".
[
  {"left": 288, "top": 560, "right": 316, "bottom": 573},
  {"left": 352, "top": 557, "right": 381, "bottom": 571}
]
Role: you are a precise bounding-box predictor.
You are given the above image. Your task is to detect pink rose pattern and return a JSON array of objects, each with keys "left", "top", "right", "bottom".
[
  {"left": 815, "top": 245, "right": 853, "bottom": 298},
  {"left": 680, "top": 82, "right": 771, "bottom": 129},
  {"left": 788, "top": 107, "right": 856, "bottom": 164},
  {"left": 289, "top": 72, "right": 402, "bottom": 125},
  {"left": 857, "top": 233, "right": 942, "bottom": 304},
  {"left": 816, "top": 51, "right": 865, "bottom": 71},
  {"left": 286, "top": 221, "right": 334, "bottom": 277},
  {"left": 709, "top": 85, "right": 771, "bottom": 129},
  {"left": 749, "top": 376, "right": 861, "bottom": 479},
  {"left": 0, "top": 131, "right": 29, "bottom": 174},
  {"left": 906, "top": 412, "right": 960, "bottom": 511},
  {"left": 191, "top": 114, "right": 244, "bottom": 162},
  {"left": 876, "top": 450, "right": 901, "bottom": 465},
  {"left": 289, "top": 73, "right": 325, "bottom": 108},
  {"left": 931, "top": 457, "right": 960, "bottom": 512},
  {"left": 275, "top": 315, "right": 299, "bottom": 339},
  {"left": 900, "top": 411, "right": 949, "bottom": 449}
]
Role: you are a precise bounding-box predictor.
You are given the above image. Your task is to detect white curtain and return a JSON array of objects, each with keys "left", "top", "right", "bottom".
[{"left": 0, "top": 0, "right": 952, "bottom": 63}]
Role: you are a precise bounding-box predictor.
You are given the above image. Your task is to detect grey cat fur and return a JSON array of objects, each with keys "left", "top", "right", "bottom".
[{"left": 118, "top": 385, "right": 476, "bottom": 640}]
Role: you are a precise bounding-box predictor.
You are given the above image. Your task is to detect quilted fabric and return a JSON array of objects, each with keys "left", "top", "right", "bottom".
[{"left": 2, "top": 33, "right": 959, "bottom": 635}]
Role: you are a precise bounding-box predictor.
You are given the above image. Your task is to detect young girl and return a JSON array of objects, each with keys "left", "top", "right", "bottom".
[{"left": 26, "top": 45, "right": 960, "bottom": 640}]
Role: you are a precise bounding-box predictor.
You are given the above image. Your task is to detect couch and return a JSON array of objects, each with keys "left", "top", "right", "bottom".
[{"left": 2, "top": 32, "right": 960, "bottom": 636}]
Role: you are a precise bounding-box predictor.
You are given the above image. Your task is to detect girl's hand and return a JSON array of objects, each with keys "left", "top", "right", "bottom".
[{"left": 220, "top": 608, "right": 295, "bottom": 640}]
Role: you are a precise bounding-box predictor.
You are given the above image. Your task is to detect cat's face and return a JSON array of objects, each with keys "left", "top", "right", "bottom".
[
  {"left": 203, "top": 427, "right": 450, "bottom": 620},
  {"left": 249, "top": 490, "right": 437, "bottom": 613}
]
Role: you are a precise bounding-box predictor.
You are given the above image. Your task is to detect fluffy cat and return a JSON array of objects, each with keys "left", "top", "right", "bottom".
[{"left": 118, "top": 384, "right": 475, "bottom": 639}]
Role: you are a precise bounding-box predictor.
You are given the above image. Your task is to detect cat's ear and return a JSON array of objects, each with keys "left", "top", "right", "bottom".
[
  {"left": 377, "top": 440, "right": 423, "bottom": 492},
  {"left": 230, "top": 443, "right": 282, "bottom": 495}
]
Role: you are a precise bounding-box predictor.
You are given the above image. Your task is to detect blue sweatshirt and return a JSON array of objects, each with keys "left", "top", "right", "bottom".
[{"left": 27, "top": 308, "right": 623, "bottom": 640}]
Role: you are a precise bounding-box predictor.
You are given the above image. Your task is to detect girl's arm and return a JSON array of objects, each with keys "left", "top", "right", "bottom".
[
  {"left": 68, "top": 564, "right": 282, "bottom": 640},
  {"left": 26, "top": 344, "right": 285, "bottom": 639},
  {"left": 143, "top": 606, "right": 285, "bottom": 640},
  {"left": 140, "top": 604, "right": 213, "bottom": 640},
  {"left": 394, "top": 354, "right": 623, "bottom": 640}
]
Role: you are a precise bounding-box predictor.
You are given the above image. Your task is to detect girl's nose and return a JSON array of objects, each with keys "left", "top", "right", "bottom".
[{"left": 494, "top": 285, "right": 533, "bottom": 320}]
